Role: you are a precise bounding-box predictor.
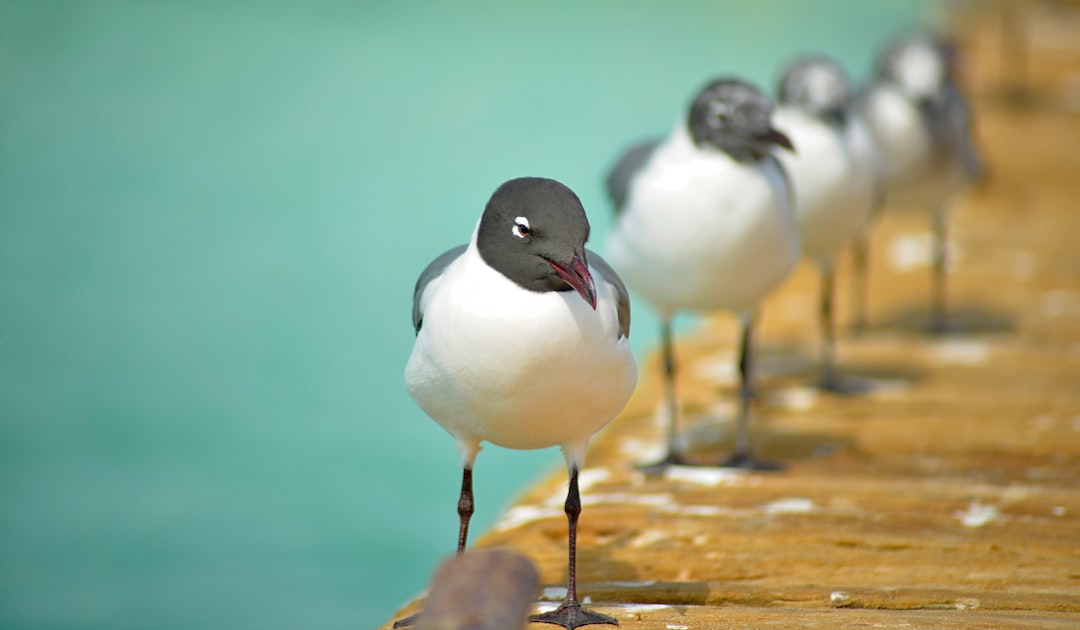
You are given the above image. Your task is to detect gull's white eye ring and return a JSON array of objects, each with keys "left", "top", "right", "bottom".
[{"left": 512, "top": 216, "right": 531, "bottom": 239}]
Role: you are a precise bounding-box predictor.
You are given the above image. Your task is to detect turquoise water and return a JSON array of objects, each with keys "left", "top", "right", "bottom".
[{"left": 0, "top": 1, "right": 931, "bottom": 628}]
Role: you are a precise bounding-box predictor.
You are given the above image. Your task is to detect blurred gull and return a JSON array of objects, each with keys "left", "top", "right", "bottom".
[
  {"left": 857, "top": 34, "right": 983, "bottom": 332},
  {"left": 606, "top": 78, "right": 799, "bottom": 470},
  {"left": 773, "top": 55, "right": 879, "bottom": 392}
]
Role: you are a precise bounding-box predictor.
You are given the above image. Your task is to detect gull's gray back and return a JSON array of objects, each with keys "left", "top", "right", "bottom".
[{"left": 605, "top": 138, "right": 662, "bottom": 212}]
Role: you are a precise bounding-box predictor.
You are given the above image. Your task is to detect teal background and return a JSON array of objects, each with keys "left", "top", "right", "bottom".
[{"left": 1, "top": 1, "right": 932, "bottom": 628}]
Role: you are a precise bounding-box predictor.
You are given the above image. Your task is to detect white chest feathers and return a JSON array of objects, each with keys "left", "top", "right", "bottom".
[
  {"left": 405, "top": 244, "right": 637, "bottom": 456},
  {"left": 607, "top": 124, "right": 800, "bottom": 315},
  {"left": 773, "top": 107, "right": 877, "bottom": 262}
]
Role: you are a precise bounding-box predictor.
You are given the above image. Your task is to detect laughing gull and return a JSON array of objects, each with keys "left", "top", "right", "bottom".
[
  {"left": 404, "top": 177, "right": 637, "bottom": 629},
  {"left": 857, "top": 34, "right": 983, "bottom": 332},
  {"left": 606, "top": 78, "right": 800, "bottom": 470},
  {"left": 773, "top": 55, "right": 879, "bottom": 392}
]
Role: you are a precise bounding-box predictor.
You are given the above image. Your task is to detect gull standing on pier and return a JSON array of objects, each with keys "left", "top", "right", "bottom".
[
  {"left": 857, "top": 35, "right": 983, "bottom": 332},
  {"left": 772, "top": 55, "right": 879, "bottom": 391},
  {"left": 606, "top": 78, "right": 800, "bottom": 470},
  {"left": 405, "top": 177, "right": 637, "bottom": 629}
]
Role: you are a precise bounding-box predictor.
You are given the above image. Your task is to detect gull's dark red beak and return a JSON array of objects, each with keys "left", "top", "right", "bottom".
[
  {"left": 761, "top": 127, "right": 795, "bottom": 153},
  {"left": 549, "top": 254, "right": 597, "bottom": 309}
]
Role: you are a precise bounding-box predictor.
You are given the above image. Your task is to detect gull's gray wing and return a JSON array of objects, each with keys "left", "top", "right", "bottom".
[
  {"left": 918, "top": 82, "right": 982, "bottom": 180},
  {"left": 586, "top": 248, "right": 631, "bottom": 340},
  {"left": 942, "top": 83, "right": 983, "bottom": 181},
  {"left": 605, "top": 137, "right": 662, "bottom": 212},
  {"left": 412, "top": 244, "right": 467, "bottom": 334}
]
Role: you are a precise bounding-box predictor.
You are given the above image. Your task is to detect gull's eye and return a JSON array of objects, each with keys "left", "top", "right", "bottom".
[{"left": 512, "top": 216, "right": 531, "bottom": 239}]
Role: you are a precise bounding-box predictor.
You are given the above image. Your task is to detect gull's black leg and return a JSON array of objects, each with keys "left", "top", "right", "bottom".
[
  {"left": 850, "top": 233, "right": 871, "bottom": 333},
  {"left": 817, "top": 262, "right": 875, "bottom": 396},
  {"left": 930, "top": 204, "right": 949, "bottom": 334},
  {"left": 720, "top": 317, "right": 782, "bottom": 470},
  {"left": 529, "top": 467, "right": 617, "bottom": 629},
  {"left": 456, "top": 467, "right": 474, "bottom": 555},
  {"left": 638, "top": 318, "right": 690, "bottom": 472},
  {"left": 819, "top": 261, "right": 839, "bottom": 390}
]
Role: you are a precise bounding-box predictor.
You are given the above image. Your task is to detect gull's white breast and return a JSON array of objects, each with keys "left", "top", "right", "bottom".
[
  {"left": 607, "top": 124, "right": 800, "bottom": 316},
  {"left": 405, "top": 242, "right": 637, "bottom": 456},
  {"left": 773, "top": 107, "right": 876, "bottom": 262},
  {"left": 860, "top": 85, "right": 963, "bottom": 209}
]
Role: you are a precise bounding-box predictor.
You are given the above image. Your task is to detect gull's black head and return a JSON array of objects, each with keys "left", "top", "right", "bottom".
[
  {"left": 778, "top": 55, "right": 854, "bottom": 125},
  {"left": 477, "top": 177, "right": 596, "bottom": 308},
  {"left": 687, "top": 77, "right": 794, "bottom": 163},
  {"left": 876, "top": 34, "right": 952, "bottom": 102}
]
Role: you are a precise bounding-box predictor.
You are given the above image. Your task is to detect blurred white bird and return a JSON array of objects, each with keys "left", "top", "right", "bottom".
[
  {"left": 606, "top": 78, "right": 799, "bottom": 470},
  {"left": 857, "top": 34, "right": 983, "bottom": 332},
  {"left": 772, "top": 55, "right": 879, "bottom": 392}
]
